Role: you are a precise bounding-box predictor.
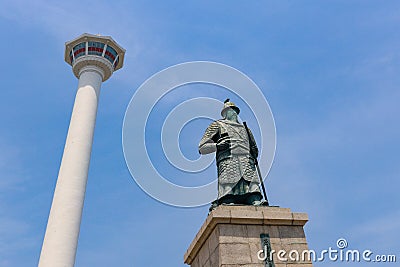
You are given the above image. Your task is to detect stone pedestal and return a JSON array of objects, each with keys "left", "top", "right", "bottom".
[{"left": 184, "top": 206, "right": 313, "bottom": 267}]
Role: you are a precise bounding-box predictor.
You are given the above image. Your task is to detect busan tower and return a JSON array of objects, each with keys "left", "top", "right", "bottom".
[{"left": 39, "top": 34, "right": 125, "bottom": 267}]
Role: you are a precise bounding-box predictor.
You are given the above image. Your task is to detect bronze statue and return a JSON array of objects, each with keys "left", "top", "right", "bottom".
[{"left": 199, "top": 99, "right": 267, "bottom": 210}]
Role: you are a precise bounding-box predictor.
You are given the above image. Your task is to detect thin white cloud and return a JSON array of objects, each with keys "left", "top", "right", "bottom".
[
  {"left": 0, "top": 141, "right": 26, "bottom": 193},
  {"left": 0, "top": 0, "right": 142, "bottom": 58},
  {"left": 0, "top": 141, "right": 36, "bottom": 265},
  {"left": 266, "top": 72, "right": 400, "bottom": 252},
  {"left": 351, "top": 209, "right": 400, "bottom": 249}
]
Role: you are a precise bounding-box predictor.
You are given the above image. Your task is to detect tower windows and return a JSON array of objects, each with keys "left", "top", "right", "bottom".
[{"left": 70, "top": 41, "right": 120, "bottom": 69}]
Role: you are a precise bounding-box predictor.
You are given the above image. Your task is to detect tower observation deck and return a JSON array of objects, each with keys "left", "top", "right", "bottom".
[{"left": 65, "top": 33, "right": 125, "bottom": 81}]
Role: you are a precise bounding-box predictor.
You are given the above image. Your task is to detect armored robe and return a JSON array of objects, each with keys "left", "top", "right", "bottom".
[{"left": 199, "top": 119, "right": 261, "bottom": 203}]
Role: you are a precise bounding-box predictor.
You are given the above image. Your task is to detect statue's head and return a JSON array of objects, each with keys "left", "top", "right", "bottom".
[{"left": 221, "top": 98, "right": 240, "bottom": 119}]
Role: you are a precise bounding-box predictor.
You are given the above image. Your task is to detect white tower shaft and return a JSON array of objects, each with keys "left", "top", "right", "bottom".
[
  {"left": 39, "top": 33, "right": 125, "bottom": 267},
  {"left": 39, "top": 67, "right": 103, "bottom": 267}
]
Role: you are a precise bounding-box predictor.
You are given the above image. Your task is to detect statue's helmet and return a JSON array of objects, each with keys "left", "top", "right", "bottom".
[{"left": 221, "top": 98, "right": 240, "bottom": 118}]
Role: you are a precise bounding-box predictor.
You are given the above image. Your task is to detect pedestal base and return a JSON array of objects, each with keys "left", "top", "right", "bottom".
[{"left": 184, "top": 205, "right": 313, "bottom": 267}]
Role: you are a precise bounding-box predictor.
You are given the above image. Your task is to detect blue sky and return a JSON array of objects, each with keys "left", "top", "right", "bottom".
[{"left": 1, "top": 1, "right": 399, "bottom": 266}]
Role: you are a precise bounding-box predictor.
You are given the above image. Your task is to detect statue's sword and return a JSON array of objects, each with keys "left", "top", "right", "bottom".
[{"left": 243, "top": 122, "right": 269, "bottom": 206}]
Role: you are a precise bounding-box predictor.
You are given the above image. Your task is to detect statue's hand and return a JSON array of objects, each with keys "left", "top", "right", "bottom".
[{"left": 199, "top": 142, "right": 217, "bottom": 154}]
